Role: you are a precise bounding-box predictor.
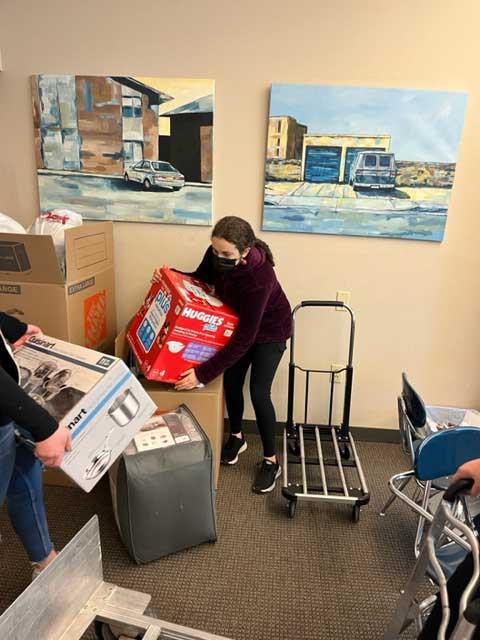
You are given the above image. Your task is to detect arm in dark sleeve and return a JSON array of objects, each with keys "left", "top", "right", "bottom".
[
  {"left": 195, "top": 285, "right": 271, "bottom": 385},
  {"left": 0, "top": 368, "right": 58, "bottom": 441},
  {"left": 0, "top": 312, "right": 27, "bottom": 343},
  {"left": 174, "top": 248, "right": 214, "bottom": 285}
]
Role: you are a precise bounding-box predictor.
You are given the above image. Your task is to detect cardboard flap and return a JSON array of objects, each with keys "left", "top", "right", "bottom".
[
  {"left": 64, "top": 222, "right": 114, "bottom": 282},
  {"left": 166, "top": 268, "right": 230, "bottom": 312},
  {"left": 0, "top": 233, "right": 63, "bottom": 283}
]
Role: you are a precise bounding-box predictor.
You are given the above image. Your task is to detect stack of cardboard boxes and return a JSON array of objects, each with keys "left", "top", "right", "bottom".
[
  {"left": 1, "top": 224, "right": 232, "bottom": 490},
  {"left": 121, "top": 268, "right": 239, "bottom": 487},
  {"left": 0, "top": 221, "right": 117, "bottom": 351},
  {"left": 0, "top": 222, "right": 118, "bottom": 488}
]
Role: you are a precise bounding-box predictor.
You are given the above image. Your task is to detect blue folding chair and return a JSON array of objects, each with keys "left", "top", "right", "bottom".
[
  {"left": 380, "top": 373, "right": 428, "bottom": 518},
  {"left": 381, "top": 375, "right": 478, "bottom": 558}
]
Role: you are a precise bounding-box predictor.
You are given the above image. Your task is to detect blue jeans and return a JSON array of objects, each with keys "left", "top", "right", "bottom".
[{"left": 0, "top": 422, "right": 53, "bottom": 563}]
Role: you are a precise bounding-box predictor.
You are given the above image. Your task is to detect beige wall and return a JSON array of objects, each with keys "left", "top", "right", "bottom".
[{"left": 1, "top": 0, "right": 479, "bottom": 430}]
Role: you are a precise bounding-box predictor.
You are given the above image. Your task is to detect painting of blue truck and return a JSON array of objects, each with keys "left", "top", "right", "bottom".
[{"left": 263, "top": 84, "right": 468, "bottom": 241}]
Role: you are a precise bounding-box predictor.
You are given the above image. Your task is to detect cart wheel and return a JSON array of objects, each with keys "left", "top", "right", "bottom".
[
  {"left": 94, "top": 622, "right": 116, "bottom": 639},
  {"left": 288, "top": 441, "right": 301, "bottom": 457},
  {"left": 288, "top": 500, "right": 297, "bottom": 519},
  {"left": 352, "top": 504, "right": 361, "bottom": 523},
  {"left": 94, "top": 621, "right": 143, "bottom": 639},
  {"left": 340, "top": 445, "right": 351, "bottom": 460}
]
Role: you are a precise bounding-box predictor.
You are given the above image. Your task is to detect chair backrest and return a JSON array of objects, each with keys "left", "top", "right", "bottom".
[
  {"left": 402, "top": 372, "right": 427, "bottom": 434},
  {"left": 398, "top": 394, "right": 417, "bottom": 464},
  {"left": 415, "top": 427, "right": 480, "bottom": 481}
]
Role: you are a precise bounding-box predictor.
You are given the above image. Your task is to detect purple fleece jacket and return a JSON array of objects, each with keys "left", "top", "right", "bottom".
[{"left": 187, "top": 246, "right": 292, "bottom": 385}]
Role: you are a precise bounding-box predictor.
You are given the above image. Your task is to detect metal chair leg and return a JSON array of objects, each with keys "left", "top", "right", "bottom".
[
  {"left": 380, "top": 476, "right": 412, "bottom": 516},
  {"left": 414, "top": 480, "right": 432, "bottom": 557},
  {"left": 412, "top": 484, "right": 423, "bottom": 504}
]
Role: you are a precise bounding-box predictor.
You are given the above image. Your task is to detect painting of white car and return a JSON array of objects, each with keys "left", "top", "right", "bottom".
[{"left": 124, "top": 160, "right": 185, "bottom": 191}]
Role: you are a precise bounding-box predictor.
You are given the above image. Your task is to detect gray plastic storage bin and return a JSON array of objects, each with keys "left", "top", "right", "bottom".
[{"left": 109, "top": 404, "right": 217, "bottom": 563}]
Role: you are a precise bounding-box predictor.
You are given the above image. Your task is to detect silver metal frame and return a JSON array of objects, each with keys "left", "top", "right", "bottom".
[
  {"left": 0, "top": 516, "right": 231, "bottom": 640},
  {"left": 379, "top": 394, "right": 427, "bottom": 518},
  {"left": 384, "top": 481, "right": 480, "bottom": 640},
  {"left": 386, "top": 470, "right": 471, "bottom": 552},
  {"left": 283, "top": 301, "right": 369, "bottom": 519}
]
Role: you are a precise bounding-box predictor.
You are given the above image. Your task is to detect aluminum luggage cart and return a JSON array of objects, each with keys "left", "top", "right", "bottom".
[
  {"left": 384, "top": 478, "right": 480, "bottom": 640},
  {"left": 283, "top": 300, "right": 369, "bottom": 522}
]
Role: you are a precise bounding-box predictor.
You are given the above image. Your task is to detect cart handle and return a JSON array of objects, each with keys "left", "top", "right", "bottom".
[
  {"left": 444, "top": 478, "right": 474, "bottom": 503},
  {"left": 290, "top": 300, "right": 356, "bottom": 367},
  {"left": 287, "top": 300, "right": 356, "bottom": 433},
  {"left": 296, "top": 300, "right": 345, "bottom": 308}
]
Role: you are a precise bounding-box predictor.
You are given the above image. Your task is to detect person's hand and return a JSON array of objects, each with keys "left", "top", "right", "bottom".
[
  {"left": 175, "top": 368, "right": 200, "bottom": 391},
  {"left": 452, "top": 458, "right": 480, "bottom": 496},
  {"left": 12, "top": 324, "right": 43, "bottom": 349},
  {"left": 151, "top": 266, "right": 168, "bottom": 284},
  {"left": 35, "top": 426, "right": 72, "bottom": 468}
]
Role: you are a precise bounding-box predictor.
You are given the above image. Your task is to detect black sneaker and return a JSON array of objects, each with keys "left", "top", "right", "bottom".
[
  {"left": 252, "top": 459, "right": 281, "bottom": 494},
  {"left": 221, "top": 434, "right": 247, "bottom": 465}
]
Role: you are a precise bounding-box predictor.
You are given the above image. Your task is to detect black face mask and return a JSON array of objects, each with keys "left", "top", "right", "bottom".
[{"left": 211, "top": 254, "right": 238, "bottom": 273}]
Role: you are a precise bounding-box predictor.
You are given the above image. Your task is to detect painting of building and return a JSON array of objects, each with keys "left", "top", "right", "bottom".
[
  {"left": 267, "top": 116, "right": 307, "bottom": 160},
  {"left": 31, "top": 75, "right": 214, "bottom": 225},
  {"left": 263, "top": 83, "right": 468, "bottom": 242},
  {"left": 160, "top": 94, "right": 213, "bottom": 183},
  {"left": 302, "top": 134, "right": 391, "bottom": 183}
]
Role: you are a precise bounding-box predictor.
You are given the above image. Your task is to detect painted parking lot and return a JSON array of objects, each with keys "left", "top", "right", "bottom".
[
  {"left": 38, "top": 173, "right": 212, "bottom": 226},
  {"left": 264, "top": 181, "right": 451, "bottom": 241}
]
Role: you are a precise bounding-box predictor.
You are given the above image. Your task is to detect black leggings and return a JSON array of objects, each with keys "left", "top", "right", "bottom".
[{"left": 223, "top": 342, "right": 286, "bottom": 458}]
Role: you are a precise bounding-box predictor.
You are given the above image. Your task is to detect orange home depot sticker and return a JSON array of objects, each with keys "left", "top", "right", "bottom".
[{"left": 84, "top": 290, "right": 107, "bottom": 348}]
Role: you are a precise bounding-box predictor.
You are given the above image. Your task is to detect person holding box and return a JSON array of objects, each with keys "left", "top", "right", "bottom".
[
  {"left": 155, "top": 216, "right": 292, "bottom": 494},
  {"left": 0, "top": 312, "right": 71, "bottom": 579}
]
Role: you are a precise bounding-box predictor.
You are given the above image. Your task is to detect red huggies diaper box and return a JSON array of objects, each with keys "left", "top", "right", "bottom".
[{"left": 127, "top": 268, "right": 239, "bottom": 383}]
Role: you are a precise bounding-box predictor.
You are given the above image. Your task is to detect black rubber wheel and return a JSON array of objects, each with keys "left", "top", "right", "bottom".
[
  {"left": 288, "top": 500, "right": 297, "bottom": 519},
  {"left": 124, "top": 173, "right": 129, "bottom": 182},
  {"left": 352, "top": 504, "right": 361, "bottom": 523},
  {"left": 143, "top": 178, "right": 152, "bottom": 190},
  {"left": 288, "top": 441, "right": 301, "bottom": 457},
  {"left": 340, "top": 445, "right": 351, "bottom": 460}
]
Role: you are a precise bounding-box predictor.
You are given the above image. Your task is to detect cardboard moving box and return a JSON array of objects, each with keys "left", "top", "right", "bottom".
[
  {"left": 127, "top": 268, "right": 238, "bottom": 383},
  {"left": 16, "top": 335, "right": 156, "bottom": 492},
  {"left": 0, "top": 222, "right": 116, "bottom": 353},
  {"left": 116, "top": 327, "right": 224, "bottom": 486}
]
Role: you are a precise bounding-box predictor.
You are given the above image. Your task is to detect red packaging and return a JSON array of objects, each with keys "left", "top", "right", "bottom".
[{"left": 127, "top": 268, "right": 239, "bottom": 383}]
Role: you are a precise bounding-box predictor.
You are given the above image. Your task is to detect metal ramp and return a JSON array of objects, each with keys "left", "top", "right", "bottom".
[{"left": 0, "top": 516, "right": 230, "bottom": 640}]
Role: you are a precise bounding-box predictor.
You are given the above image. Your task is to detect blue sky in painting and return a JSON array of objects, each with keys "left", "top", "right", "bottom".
[{"left": 270, "top": 84, "right": 468, "bottom": 162}]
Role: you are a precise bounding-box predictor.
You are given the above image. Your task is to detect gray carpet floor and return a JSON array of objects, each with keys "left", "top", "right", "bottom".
[{"left": 0, "top": 437, "right": 426, "bottom": 639}]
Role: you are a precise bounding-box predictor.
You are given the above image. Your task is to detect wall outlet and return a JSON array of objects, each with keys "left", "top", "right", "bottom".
[
  {"left": 331, "top": 363, "right": 343, "bottom": 384},
  {"left": 336, "top": 290, "right": 351, "bottom": 310}
]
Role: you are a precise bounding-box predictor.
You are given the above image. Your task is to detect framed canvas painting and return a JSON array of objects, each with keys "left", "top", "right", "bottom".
[
  {"left": 263, "top": 84, "right": 468, "bottom": 241},
  {"left": 31, "top": 75, "right": 214, "bottom": 225}
]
